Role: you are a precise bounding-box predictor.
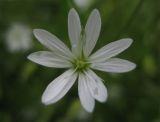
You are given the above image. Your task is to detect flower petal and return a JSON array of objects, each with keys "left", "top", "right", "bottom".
[
  {"left": 90, "top": 38, "right": 133, "bottom": 62},
  {"left": 83, "top": 9, "right": 101, "bottom": 56},
  {"left": 42, "top": 69, "right": 77, "bottom": 105},
  {"left": 85, "top": 70, "right": 108, "bottom": 102},
  {"left": 91, "top": 58, "right": 136, "bottom": 73},
  {"left": 68, "top": 8, "right": 82, "bottom": 56},
  {"left": 78, "top": 73, "right": 95, "bottom": 113},
  {"left": 27, "top": 51, "right": 71, "bottom": 68},
  {"left": 33, "top": 29, "right": 73, "bottom": 59}
]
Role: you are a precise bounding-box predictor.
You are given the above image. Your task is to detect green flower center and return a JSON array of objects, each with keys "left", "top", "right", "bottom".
[{"left": 72, "top": 57, "right": 90, "bottom": 72}]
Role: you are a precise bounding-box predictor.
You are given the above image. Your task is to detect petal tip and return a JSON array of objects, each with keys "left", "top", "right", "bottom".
[
  {"left": 91, "top": 9, "right": 100, "bottom": 18},
  {"left": 41, "top": 94, "right": 50, "bottom": 105},
  {"left": 33, "top": 29, "right": 41, "bottom": 37},
  {"left": 84, "top": 106, "right": 94, "bottom": 113},
  {"left": 27, "top": 54, "right": 32, "bottom": 61},
  {"left": 69, "top": 8, "right": 77, "bottom": 15},
  {"left": 131, "top": 63, "right": 137, "bottom": 70},
  {"left": 27, "top": 53, "right": 36, "bottom": 62},
  {"left": 33, "top": 29, "right": 39, "bottom": 33},
  {"left": 92, "top": 8, "right": 99, "bottom": 13},
  {"left": 100, "top": 95, "right": 108, "bottom": 103},
  {"left": 125, "top": 38, "right": 133, "bottom": 45},
  {"left": 92, "top": 9, "right": 100, "bottom": 18},
  {"left": 70, "top": 8, "right": 76, "bottom": 11},
  {"left": 33, "top": 29, "right": 45, "bottom": 36},
  {"left": 119, "top": 38, "right": 133, "bottom": 49}
]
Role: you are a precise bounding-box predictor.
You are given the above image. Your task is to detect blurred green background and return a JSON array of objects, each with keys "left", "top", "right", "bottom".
[{"left": 0, "top": 0, "right": 160, "bottom": 122}]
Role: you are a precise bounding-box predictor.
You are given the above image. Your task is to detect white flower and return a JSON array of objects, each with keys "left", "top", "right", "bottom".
[
  {"left": 28, "top": 8, "right": 136, "bottom": 112},
  {"left": 5, "top": 23, "right": 32, "bottom": 52},
  {"left": 74, "top": 0, "right": 93, "bottom": 10}
]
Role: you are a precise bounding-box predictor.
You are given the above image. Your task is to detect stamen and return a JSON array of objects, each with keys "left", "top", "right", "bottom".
[{"left": 71, "top": 56, "right": 90, "bottom": 72}]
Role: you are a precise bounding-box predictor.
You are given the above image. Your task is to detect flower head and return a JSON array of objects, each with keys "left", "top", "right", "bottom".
[
  {"left": 74, "top": 0, "right": 93, "bottom": 10},
  {"left": 28, "top": 8, "right": 136, "bottom": 112},
  {"left": 5, "top": 23, "right": 32, "bottom": 52}
]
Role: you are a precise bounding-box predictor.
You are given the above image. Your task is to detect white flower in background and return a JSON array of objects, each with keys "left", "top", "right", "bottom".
[
  {"left": 74, "top": 0, "right": 93, "bottom": 10},
  {"left": 5, "top": 23, "right": 32, "bottom": 52},
  {"left": 28, "top": 8, "right": 136, "bottom": 112}
]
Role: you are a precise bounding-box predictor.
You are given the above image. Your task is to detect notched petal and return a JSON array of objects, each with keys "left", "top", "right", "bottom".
[
  {"left": 85, "top": 70, "right": 108, "bottom": 102},
  {"left": 78, "top": 73, "right": 95, "bottom": 112}
]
